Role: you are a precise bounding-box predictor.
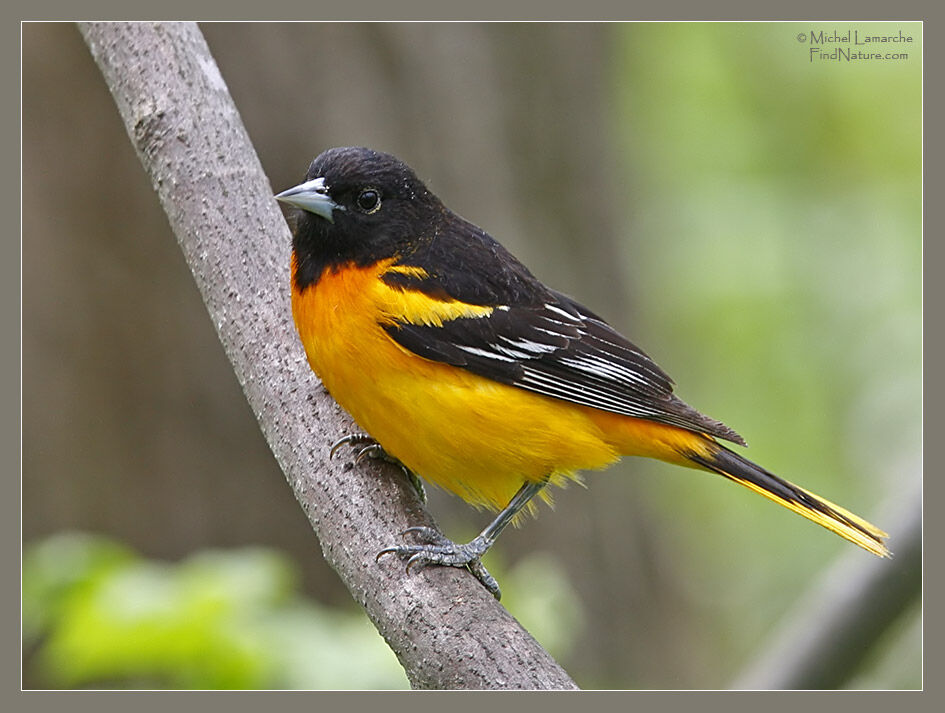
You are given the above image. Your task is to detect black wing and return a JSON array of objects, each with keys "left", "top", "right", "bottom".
[{"left": 380, "top": 217, "right": 746, "bottom": 445}]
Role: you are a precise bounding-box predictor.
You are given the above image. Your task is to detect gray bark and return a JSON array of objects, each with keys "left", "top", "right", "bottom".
[{"left": 78, "top": 20, "right": 577, "bottom": 691}]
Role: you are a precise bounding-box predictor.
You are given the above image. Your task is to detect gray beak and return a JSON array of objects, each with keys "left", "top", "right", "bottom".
[{"left": 275, "top": 176, "right": 339, "bottom": 222}]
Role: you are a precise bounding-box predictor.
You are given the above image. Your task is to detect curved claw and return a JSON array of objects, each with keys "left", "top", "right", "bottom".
[
  {"left": 401, "top": 526, "right": 444, "bottom": 542},
  {"left": 405, "top": 552, "right": 429, "bottom": 573},
  {"left": 329, "top": 435, "right": 425, "bottom": 501},
  {"left": 329, "top": 433, "right": 374, "bottom": 459},
  {"left": 375, "top": 546, "right": 400, "bottom": 562},
  {"left": 355, "top": 444, "right": 384, "bottom": 464}
]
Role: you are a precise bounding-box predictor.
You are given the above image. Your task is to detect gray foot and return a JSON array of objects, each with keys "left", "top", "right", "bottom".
[
  {"left": 329, "top": 433, "right": 425, "bottom": 502},
  {"left": 377, "top": 526, "right": 501, "bottom": 599}
]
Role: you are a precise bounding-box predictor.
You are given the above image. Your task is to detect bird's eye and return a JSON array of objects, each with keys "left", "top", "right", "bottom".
[{"left": 356, "top": 188, "right": 382, "bottom": 213}]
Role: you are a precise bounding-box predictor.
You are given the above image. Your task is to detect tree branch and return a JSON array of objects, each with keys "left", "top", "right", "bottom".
[
  {"left": 77, "top": 21, "right": 576, "bottom": 690},
  {"left": 731, "top": 489, "right": 921, "bottom": 689}
]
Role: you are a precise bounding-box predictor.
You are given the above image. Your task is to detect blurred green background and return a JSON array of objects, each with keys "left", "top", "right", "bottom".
[{"left": 22, "top": 22, "right": 921, "bottom": 689}]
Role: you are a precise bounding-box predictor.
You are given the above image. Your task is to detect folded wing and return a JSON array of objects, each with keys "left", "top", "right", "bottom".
[{"left": 383, "top": 285, "right": 746, "bottom": 445}]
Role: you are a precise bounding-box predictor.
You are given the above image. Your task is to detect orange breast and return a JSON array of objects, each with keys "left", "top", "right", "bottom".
[{"left": 290, "top": 257, "right": 711, "bottom": 511}]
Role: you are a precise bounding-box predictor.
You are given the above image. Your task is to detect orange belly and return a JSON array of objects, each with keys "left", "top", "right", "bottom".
[{"left": 291, "top": 259, "right": 711, "bottom": 511}]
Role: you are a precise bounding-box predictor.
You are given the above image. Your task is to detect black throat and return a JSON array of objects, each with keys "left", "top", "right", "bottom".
[{"left": 291, "top": 210, "right": 371, "bottom": 292}]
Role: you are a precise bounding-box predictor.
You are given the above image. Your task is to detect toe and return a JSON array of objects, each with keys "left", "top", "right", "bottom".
[
  {"left": 401, "top": 526, "right": 448, "bottom": 545},
  {"left": 329, "top": 433, "right": 375, "bottom": 458}
]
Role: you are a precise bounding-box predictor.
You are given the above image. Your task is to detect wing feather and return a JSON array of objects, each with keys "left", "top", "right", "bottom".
[
  {"left": 376, "top": 216, "right": 744, "bottom": 444},
  {"left": 382, "top": 286, "right": 746, "bottom": 445}
]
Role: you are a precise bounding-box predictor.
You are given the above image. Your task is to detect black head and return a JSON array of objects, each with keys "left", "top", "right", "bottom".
[{"left": 277, "top": 147, "right": 443, "bottom": 289}]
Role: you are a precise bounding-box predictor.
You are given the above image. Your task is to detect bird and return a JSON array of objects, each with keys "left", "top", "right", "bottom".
[{"left": 276, "top": 146, "right": 889, "bottom": 599}]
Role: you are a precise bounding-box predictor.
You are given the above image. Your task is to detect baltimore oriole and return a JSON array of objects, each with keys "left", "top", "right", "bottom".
[{"left": 276, "top": 146, "right": 889, "bottom": 599}]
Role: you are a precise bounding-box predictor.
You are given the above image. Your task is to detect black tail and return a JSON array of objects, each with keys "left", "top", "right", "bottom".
[{"left": 687, "top": 443, "right": 890, "bottom": 557}]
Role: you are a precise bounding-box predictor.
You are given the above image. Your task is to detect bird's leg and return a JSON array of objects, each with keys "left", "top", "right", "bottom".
[
  {"left": 377, "top": 479, "right": 548, "bottom": 600},
  {"left": 330, "top": 433, "right": 425, "bottom": 502}
]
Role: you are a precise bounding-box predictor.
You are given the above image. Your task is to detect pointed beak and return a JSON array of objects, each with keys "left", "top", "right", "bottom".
[{"left": 275, "top": 176, "right": 339, "bottom": 222}]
